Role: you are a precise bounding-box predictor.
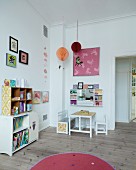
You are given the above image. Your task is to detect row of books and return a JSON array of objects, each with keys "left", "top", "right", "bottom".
[
  {"left": 13, "top": 129, "right": 29, "bottom": 151},
  {"left": 20, "top": 102, "right": 32, "bottom": 112}
]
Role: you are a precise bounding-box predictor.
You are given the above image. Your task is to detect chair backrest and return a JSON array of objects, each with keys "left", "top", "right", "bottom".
[
  {"left": 104, "top": 115, "right": 107, "bottom": 123},
  {"left": 104, "top": 115, "right": 108, "bottom": 128},
  {"left": 58, "top": 110, "right": 68, "bottom": 121}
]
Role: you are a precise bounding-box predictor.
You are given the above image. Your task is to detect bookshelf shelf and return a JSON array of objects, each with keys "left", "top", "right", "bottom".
[
  {"left": 0, "top": 86, "right": 39, "bottom": 156},
  {"left": 0, "top": 111, "right": 39, "bottom": 156},
  {"left": 13, "top": 126, "right": 28, "bottom": 134},
  {"left": 2, "top": 86, "right": 32, "bottom": 116},
  {"left": 13, "top": 144, "right": 28, "bottom": 154}
]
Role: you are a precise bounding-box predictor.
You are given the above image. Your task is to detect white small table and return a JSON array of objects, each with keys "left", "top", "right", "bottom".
[{"left": 69, "top": 111, "right": 96, "bottom": 138}]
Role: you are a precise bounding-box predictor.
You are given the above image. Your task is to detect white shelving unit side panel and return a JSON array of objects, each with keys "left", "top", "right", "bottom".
[{"left": 0, "top": 116, "right": 13, "bottom": 156}]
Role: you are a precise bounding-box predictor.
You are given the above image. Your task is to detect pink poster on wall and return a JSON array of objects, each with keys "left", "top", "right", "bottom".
[{"left": 73, "top": 47, "right": 100, "bottom": 76}]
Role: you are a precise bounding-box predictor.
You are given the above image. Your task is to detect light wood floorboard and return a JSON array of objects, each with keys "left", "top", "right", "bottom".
[{"left": 0, "top": 122, "right": 136, "bottom": 170}]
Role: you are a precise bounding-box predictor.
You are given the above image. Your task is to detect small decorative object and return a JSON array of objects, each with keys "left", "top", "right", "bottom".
[
  {"left": 6, "top": 53, "right": 16, "bottom": 67},
  {"left": 73, "top": 84, "right": 78, "bottom": 89},
  {"left": 20, "top": 91, "right": 24, "bottom": 100},
  {"left": 94, "top": 84, "right": 99, "bottom": 89},
  {"left": 71, "top": 20, "right": 82, "bottom": 53},
  {"left": 88, "top": 84, "right": 94, "bottom": 89},
  {"left": 32, "top": 121, "right": 36, "bottom": 130},
  {"left": 42, "top": 91, "right": 49, "bottom": 103},
  {"left": 19, "top": 50, "right": 29, "bottom": 65},
  {"left": 78, "top": 82, "right": 83, "bottom": 89},
  {"left": 33, "top": 91, "right": 41, "bottom": 104},
  {"left": 27, "top": 104, "right": 32, "bottom": 111},
  {"left": 9, "top": 36, "right": 18, "bottom": 53},
  {"left": 4, "top": 79, "right": 10, "bottom": 86},
  {"left": 73, "top": 47, "right": 100, "bottom": 76},
  {"left": 70, "top": 89, "right": 77, "bottom": 105},
  {"left": 13, "top": 106, "right": 18, "bottom": 115},
  {"left": 15, "top": 79, "right": 20, "bottom": 87},
  {"left": 10, "top": 80, "right": 16, "bottom": 87},
  {"left": 56, "top": 47, "right": 69, "bottom": 61},
  {"left": 70, "top": 89, "right": 77, "bottom": 94},
  {"left": 20, "top": 78, "right": 27, "bottom": 88},
  {"left": 83, "top": 84, "right": 88, "bottom": 89},
  {"left": 27, "top": 93, "right": 31, "bottom": 100},
  {"left": 43, "top": 47, "right": 48, "bottom": 82}
]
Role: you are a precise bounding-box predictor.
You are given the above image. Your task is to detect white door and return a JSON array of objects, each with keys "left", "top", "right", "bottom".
[
  {"left": 116, "top": 72, "right": 129, "bottom": 122},
  {"left": 115, "top": 57, "right": 131, "bottom": 122}
]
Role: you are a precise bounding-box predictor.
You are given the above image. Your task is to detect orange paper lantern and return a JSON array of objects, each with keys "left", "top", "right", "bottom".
[{"left": 56, "top": 47, "right": 69, "bottom": 61}]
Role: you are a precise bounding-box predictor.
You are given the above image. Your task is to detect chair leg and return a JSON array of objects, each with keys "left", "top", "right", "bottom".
[
  {"left": 95, "top": 124, "right": 97, "bottom": 135},
  {"left": 106, "top": 125, "right": 108, "bottom": 135}
]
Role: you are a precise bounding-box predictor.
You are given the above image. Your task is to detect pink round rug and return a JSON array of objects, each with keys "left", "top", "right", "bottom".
[{"left": 31, "top": 153, "right": 115, "bottom": 170}]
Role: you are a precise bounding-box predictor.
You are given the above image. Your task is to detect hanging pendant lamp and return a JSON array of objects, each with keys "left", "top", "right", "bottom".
[
  {"left": 56, "top": 47, "right": 69, "bottom": 61},
  {"left": 56, "top": 19, "right": 69, "bottom": 61},
  {"left": 71, "top": 20, "right": 82, "bottom": 52}
]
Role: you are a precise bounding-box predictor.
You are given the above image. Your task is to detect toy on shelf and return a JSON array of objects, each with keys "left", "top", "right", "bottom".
[
  {"left": 12, "top": 106, "right": 19, "bottom": 115},
  {"left": 4, "top": 79, "right": 10, "bottom": 86},
  {"left": 27, "top": 104, "right": 32, "bottom": 111}
]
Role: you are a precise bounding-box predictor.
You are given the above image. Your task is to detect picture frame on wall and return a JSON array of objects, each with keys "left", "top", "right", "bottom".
[
  {"left": 6, "top": 53, "right": 16, "bottom": 68},
  {"left": 73, "top": 47, "right": 100, "bottom": 76},
  {"left": 9, "top": 36, "right": 18, "bottom": 53},
  {"left": 33, "top": 91, "right": 41, "bottom": 104},
  {"left": 42, "top": 91, "right": 49, "bottom": 103},
  {"left": 19, "top": 50, "right": 29, "bottom": 65},
  {"left": 78, "top": 82, "right": 83, "bottom": 89}
]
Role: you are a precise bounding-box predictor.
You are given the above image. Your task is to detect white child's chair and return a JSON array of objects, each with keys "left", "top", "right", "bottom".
[{"left": 95, "top": 115, "right": 108, "bottom": 135}]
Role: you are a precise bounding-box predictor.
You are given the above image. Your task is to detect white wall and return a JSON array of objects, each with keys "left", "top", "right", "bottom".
[
  {"left": 0, "top": 0, "right": 50, "bottom": 131},
  {"left": 50, "top": 25, "right": 65, "bottom": 127},
  {"left": 50, "top": 15, "right": 136, "bottom": 130}
]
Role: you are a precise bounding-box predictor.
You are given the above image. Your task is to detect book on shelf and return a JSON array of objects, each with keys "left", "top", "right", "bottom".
[{"left": 20, "top": 102, "right": 24, "bottom": 112}]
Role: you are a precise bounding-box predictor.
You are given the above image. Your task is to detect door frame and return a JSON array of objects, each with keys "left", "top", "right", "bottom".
[{"left": 112, "top": 54, "right": 136, "bottom": 124}]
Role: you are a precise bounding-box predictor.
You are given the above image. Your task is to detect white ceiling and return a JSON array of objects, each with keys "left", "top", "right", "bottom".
[{"left": 27, "top": 0, "right": 136, "bottom": 26}]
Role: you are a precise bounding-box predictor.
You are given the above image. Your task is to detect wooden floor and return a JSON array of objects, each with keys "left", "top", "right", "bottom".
[{"left": 0, "top": 122, "right": 136, "bottom": 170}]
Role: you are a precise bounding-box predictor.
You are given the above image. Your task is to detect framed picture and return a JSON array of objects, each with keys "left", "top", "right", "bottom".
[
  {"left": 78, "top": 82, "right": 83, "bottom": 89},
  {"left": 73, "top": 47, "right": 100, "bottom": 76},
  {"left": 33, "top": 91, "right": 41, "bottom": 104},
  {"left": 42, "top": 91, "right": 49, "bottom": 103},
  {"left": 9, "top": 36, "right": 18, "bottom": 53},
  {"left": 6, "top": 53, "right": 16, "bottom": 68},
  {"left": 19, "top": 50, "right": 29, "bottom": 65}
]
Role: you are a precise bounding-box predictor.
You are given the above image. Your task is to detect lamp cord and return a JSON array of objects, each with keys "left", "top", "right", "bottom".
[
  {"left": 77, "top": 20, "right": 78, "bottom": 41},
  {"left": 63, "top": 16, "right": 64, "bottom": 46}
]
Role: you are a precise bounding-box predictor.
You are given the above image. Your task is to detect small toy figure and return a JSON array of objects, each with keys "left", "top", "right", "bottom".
[{"left": 4, "top": 79, "right": 10, "bottom": 86}]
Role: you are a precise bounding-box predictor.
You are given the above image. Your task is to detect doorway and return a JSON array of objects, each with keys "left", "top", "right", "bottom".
[{"left": 115, "top": 57, "right": 136, "bottom": 123}]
